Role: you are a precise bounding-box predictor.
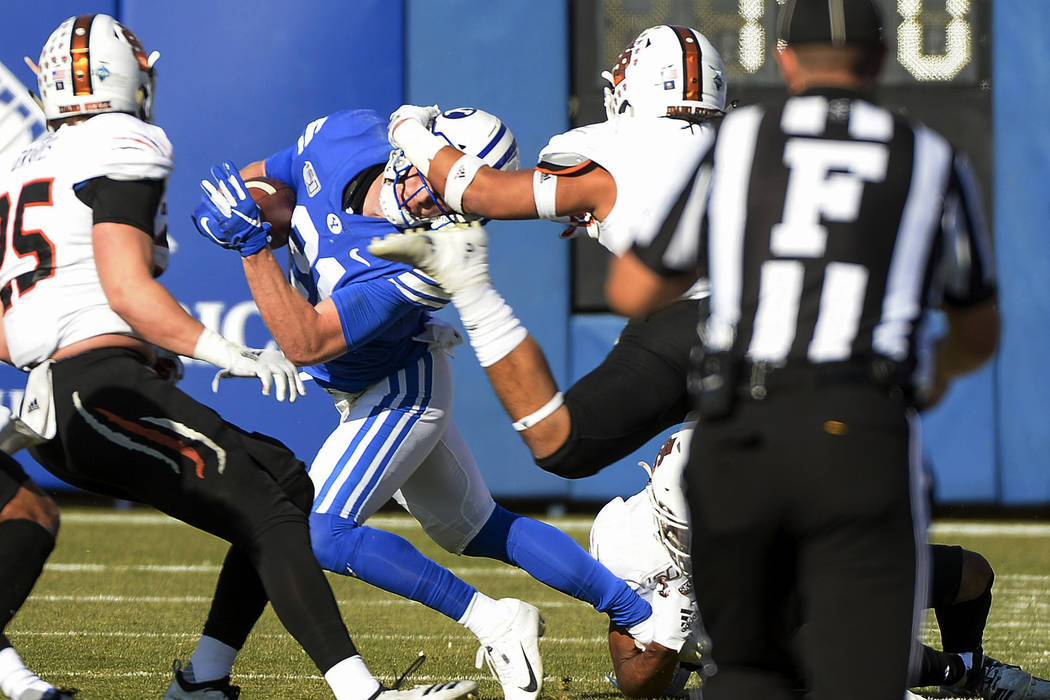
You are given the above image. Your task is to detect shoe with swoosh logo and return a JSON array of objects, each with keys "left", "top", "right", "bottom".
[{"left": 474, "top": 598, "right": 545, "bottom": 700}]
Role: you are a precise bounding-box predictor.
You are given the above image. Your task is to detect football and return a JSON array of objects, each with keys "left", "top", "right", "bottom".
[{"left": 244, "top": 177, "right": 295, "bottom": 249}]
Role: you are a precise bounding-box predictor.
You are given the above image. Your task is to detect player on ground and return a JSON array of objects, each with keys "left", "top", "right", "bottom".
[
  {"left": 591, "top": 423, "right": 1049, "bottom": 700},
  {"left": 377, "top": 25, "right": 723, "bottom": 480},
  {"left": 191, "top": 107, "right": 657, "bottom": 700},
  {"left": 2, "top": 15, "right": 475, "bottom": 700},
  {"left": 588, "top": 426, "right": 712, "bottom": 699}
]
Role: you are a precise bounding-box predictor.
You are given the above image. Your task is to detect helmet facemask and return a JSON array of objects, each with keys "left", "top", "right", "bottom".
[
  {"left": 379, "top": 148, "right": 452, "bottom": 229},
  {"left": 640, "top": 428, "right": 694, "bottom": 575},
  {"left": 380, "top": 107, "right": 519, "bottom": 230}
]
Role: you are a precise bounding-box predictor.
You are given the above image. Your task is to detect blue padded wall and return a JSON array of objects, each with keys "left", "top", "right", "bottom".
[
  {"left": 405, "top": 1, "right": 575, "bottom": 498},
  {"left": 2, "top": 2, "right": 1047, "bottom": 504},
  {"left": 992, "top": 2, "right": 1050, "bottom": 504},
  {"left": 0, "top": 1, "right": 404, "bottom": 490}
]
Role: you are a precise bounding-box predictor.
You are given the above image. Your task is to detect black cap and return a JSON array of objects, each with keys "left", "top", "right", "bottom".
[{"left": 778, "top": 0, "right": 884, "bottom": 47}]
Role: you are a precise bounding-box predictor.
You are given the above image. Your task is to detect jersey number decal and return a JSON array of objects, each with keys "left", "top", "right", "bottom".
[
  {"left": 749, "top": 138, "right": 888, "bottom": 362},
  {"left": 287, "top": 205, "right": 347, "bottom": 300},
  {"left": 0, "top": 179, "right": 57, "bottom": 311}
]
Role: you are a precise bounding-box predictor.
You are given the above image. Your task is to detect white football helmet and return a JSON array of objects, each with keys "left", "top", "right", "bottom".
[
  {"left": 641, "top": 427, "right": 693, "bottom": 574},
  {"left": 602, "top": 25, "right": 727, "bottom": 122},
  {"left": 36, "top": 14, "right": 159, "bottom": 123},
  {"left": 381, "top": 106, "right": 519, "bottom": 229}
]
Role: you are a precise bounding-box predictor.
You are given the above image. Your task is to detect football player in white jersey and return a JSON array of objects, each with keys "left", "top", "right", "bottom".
[
  {"left": 0, "top": 59, "right": 81, "bottom": 700},
  {"left": 589, "top": 427, "right": 714, "bottom": 698},
  {"left": 0, "top": 15, "right": 475, "bottom": 700},
  {"left": 374, "top": 25, "right": 725, "bottom": 483}
]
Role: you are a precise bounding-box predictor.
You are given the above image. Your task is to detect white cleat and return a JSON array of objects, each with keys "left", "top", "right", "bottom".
[
  {"left": 368, "top": 222, "right": 491, "bottom": 295},
  {"left": 474, "top": 598, "right": 545, "bottom": 700},
  {"left": 369, "top": 680, "right": 478, "bottom": 700},
  {"left": 975, "top": 656, "right": 1050, "bottom": 700}
]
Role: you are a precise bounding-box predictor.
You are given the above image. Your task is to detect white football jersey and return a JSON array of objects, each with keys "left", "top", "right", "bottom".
[
  {"left": 540, "top": 116, "right": 714, "bottom": 299},
  {"left": 0, "top": 112, "right": 173, "bottom": 368},
  {"left": 590, "top": 488, "right": 701, "bottom": 654},
  {"left": 590, "top": 490, "right": 680, "bottom": 594}
]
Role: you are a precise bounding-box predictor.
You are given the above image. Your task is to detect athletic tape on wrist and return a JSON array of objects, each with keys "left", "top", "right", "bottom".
[
  {"left": 443, "top": 154, "right": 485, "bottom": 213},
  {"left": 393, "top": 120, "right": 445, "bottom": 179},
  {"left": 532, "top": 169, "right": 559, "bottom": 220},
  {"left": 191, "top": 327, "right": 239, "bottom": 368},
  {"left": 512, "top": 392, "right": 565, "bottom": 432}
]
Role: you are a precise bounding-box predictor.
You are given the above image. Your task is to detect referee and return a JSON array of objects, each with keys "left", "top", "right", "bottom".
[{"left": 605, "top": 0, "right": 1000, "bottom": 698}]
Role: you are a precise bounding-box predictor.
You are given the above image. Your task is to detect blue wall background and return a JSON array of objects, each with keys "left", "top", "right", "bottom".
[{"left": 0, "top": 2, "right": 1046, "bottom": 506}]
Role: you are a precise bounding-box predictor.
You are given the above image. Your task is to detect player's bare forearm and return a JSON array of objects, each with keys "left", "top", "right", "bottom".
[
  {"left": 606, "top": 253, "right": 695, "bottom": 318},
  {"left": 93, "top": 222, "right": 206, "bottom": 356},
  {"left": 608, "top": 628, "right": 679, "bottom": 697},
  {"left": 241, "top": 250, "right": 347, "bottom": 365},
  {"left": 483, "top": 335, "right": 571, "bottom": 458}
]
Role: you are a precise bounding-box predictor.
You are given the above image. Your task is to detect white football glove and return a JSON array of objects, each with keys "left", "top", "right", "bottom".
[
  {"left": 192, "top": 329, "right": 306, "bottom": 403},
  {"left": 387, "top": 103, "right": 441, "bottom": 148}
]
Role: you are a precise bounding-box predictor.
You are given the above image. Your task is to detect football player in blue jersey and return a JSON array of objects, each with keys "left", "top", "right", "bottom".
[{"left": 191, "top": 107, "right": 660, "bottom": 700}]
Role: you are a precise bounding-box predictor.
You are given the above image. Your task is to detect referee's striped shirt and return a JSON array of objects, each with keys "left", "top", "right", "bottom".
[{"left": 633, "top": 88, "right": 996, "bottom": 388}]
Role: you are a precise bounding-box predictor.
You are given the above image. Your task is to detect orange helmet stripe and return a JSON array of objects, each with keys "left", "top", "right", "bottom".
[
  {"left": 669, "top": 25, "right": 701, "bottom": 103},
  {"left": 70, "top": 15, "right": 95, "bottom": 96}
]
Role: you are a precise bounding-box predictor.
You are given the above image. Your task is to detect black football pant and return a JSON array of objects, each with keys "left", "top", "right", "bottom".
[
  {"left": 689, "top": 382, "right": 924, "bottom": 700},
  {"left": 536, "top": 298, "right": 703, "bottom": 478},
  {"left": 33, "top": 348, "right": 357, "bottom": 672}
]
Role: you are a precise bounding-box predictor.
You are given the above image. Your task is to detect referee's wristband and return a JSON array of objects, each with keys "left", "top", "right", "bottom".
[{"left": 511, "top": 392, "right": 564, "bottom": 432}]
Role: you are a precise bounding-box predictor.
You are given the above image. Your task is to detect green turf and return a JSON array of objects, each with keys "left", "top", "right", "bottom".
[{"left": 8, "top": 509, "right": 1050, "bottom": 698}]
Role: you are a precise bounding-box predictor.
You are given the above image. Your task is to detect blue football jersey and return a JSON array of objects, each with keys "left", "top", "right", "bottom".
[{"left": 265, "top": 109, "right": 449, "bottom": 391}]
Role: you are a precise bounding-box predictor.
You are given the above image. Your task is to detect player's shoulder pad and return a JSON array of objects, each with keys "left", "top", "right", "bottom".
[
  {"left": 538, "top": 121, "right": 617, "bottom": 175},
  {"left": 297, "top": 109, "right": 387, "bottom": 159},
  {"left": 81, "top": 112, "right": 173, "bottom": 181}
]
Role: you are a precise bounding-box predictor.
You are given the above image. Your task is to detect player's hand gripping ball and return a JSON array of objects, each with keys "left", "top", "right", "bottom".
[{"left": 244, "top": 177, "right": 296, "bottom": 249}]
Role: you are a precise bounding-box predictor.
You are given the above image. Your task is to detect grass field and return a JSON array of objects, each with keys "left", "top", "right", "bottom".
[{"left": 8, "top": 508, "right": 1050, "bottom": 699}]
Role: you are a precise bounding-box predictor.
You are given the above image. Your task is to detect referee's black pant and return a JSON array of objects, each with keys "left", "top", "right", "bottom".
[{"left": 689, "top": 381, "right": 926, "bottom": 700}]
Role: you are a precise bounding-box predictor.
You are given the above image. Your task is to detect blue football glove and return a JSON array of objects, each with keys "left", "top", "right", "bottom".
[{"left": 192, "top": 161, "right": 271, "bottom": 257}]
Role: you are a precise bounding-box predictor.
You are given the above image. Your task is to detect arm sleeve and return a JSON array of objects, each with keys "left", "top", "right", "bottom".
[
  {"left": 74, "top": 177, "right": 164, "bottom": 233},
  {"left": 330, "top": 275, "right": 428, "bottom": 351},
  {"left": 264, "top": 144, "right": 296, "bottom": 186}
]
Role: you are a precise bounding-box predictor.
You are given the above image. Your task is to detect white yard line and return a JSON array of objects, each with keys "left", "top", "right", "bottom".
[{"left": 13, "top": 628, "right": 606, "bottom": 645}]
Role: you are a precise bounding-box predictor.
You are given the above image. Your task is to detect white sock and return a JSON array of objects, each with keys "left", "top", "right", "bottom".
[
  {"left": 451, "top": 283, "right": 528, "bottom": 367},
  {"left": 958, "top": 652, "right": 974, "bottom": 672},
  {"left": 324, "top": 655, "right": 381, "bottom": 700},
  {"left": 188, "top": 635, "right": 238, "bottom": 683},
  {"left": 458, "top": 592, "right": 509, "bottom": 644},
  {"left": 0, "top": 647, "right": 51, "bottom": 700}
]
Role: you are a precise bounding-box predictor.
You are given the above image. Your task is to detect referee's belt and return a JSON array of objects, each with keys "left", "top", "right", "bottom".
[{"left": 737, "top": 358, "right": 913, "bottom": 401}]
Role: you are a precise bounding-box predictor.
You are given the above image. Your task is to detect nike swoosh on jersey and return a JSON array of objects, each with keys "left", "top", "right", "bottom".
[{"left": 348, "top": 247, "right": 371, "bottom": 267}]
